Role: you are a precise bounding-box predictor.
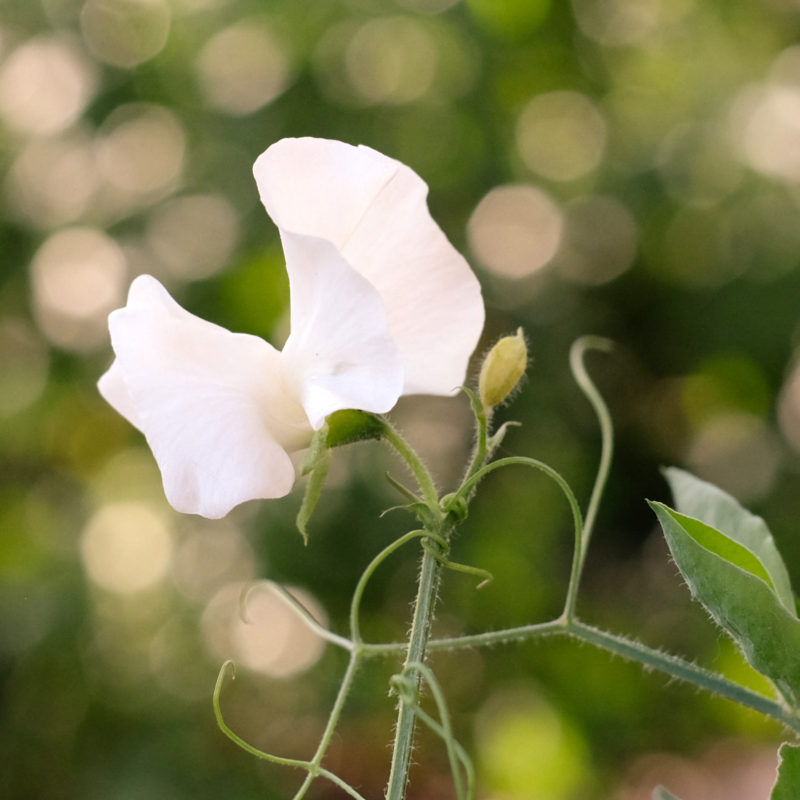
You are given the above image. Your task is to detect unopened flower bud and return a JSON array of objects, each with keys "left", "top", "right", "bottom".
[{"left": 478, "top": 327, "right": 527, "bottom": 408}]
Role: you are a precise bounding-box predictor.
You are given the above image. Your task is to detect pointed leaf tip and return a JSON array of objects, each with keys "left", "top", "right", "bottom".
[
  {"left": 662, "top": 467, "right": 795, "bottom": 615},
  {"left": 296, "top": 444, "right": 331, "bottom": 544},
  {"left": 650, "top": 498, "right": 800, "bottom": 707}
]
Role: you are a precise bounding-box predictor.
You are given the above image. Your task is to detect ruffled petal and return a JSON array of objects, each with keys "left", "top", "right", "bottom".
[
  {"left": 280, "top": 230, "right": 404, "bottom": 429},
  {"left": 253, "top": 137, "right": 484, "bottom": 397},
  {"left": 98, "top": 360, "right": 141, "bottom": 429},
  {"left": 102, "top": 275, "right": 306, "bottom": 518},
  {"left": 253, "top": 137, "right": 397, "bottom": 251}
]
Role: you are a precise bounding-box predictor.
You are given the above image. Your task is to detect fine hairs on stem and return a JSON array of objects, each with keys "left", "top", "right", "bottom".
[{"left": 213, "top": 335, "right": 800, "bottom": 800}]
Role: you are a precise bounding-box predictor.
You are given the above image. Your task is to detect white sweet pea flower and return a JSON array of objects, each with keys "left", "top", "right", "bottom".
[{"left": 99, "top": 137, "right": 484, "bottom": 519}]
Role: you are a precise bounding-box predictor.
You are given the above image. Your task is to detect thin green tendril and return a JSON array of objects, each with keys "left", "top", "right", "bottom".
[
  {"left": 396, "top": 661, "right": 475, "bottom": 800},
  {"left": 563, "top": 335, "right": 614, "bottom": 619}
]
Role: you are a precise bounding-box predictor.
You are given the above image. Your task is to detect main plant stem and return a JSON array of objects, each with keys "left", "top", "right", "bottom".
[
  {"left": 380, "top": 417, "right": 448, "bottom": 800},
  {"left": 385, "top": 541, "right": 442, "bottom": 800}
]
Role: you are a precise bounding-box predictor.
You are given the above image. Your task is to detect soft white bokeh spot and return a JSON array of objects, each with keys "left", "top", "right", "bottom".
[
  {"left": 6, "top": 130, "right": 97, "bottom": 228},
  {"left": 345, "top": 17, "right": 437, "bottom": 105},
  {"left": 81, "top": 502, "right": 173, "bottom": 594},
  {"left": 686, "top": 413, "right": 780, "bottom": 503},
  {"left": 97, "top": 104, "right": 186, "bottom": 212},
  {"left": 196, "top": 23, "right": 291, "bottom": 115},
  {"left": 735, "top": 83, "right": 800, "bottom": 182},
  {"left": 201, "top": 582, "right": 327, "bottom": 678},
  {"left": 656, "top": 122, "right": 742, "bottom": 207},
  {"left": 571, "top": 0, "right": 660, "bottom": 46},
  {"left": 145, "top": 194, "right": 239, "bottom": 281},
  {"left": 468, "top": 184, "right": 563, "bottom": 278},
  {"left": 80, "top": 0, "right": 171, "bottom": 68},
  {"left": 516, "top": 91, "right": 607, "bottom": 182},
  {"left": 0, "top": 35, "right": 97, "bottom": 136},
  {"left": 31, "top": 227, "right": 127, "bottom": 351},
  {"left": 555, "top": 195, "right": 637, "bottom": 285},
  {"left": 172, "top": 522, "right": 255, "bottom": 603}
]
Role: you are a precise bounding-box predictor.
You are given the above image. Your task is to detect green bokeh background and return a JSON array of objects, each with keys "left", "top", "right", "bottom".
[{"left": 2, "top": 0, "right": 800, "bottom": 798}]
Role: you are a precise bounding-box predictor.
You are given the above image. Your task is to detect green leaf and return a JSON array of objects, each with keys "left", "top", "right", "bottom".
[
  {"left": 663, "top": 468, "right": 795, "bottom": 614},
  {"left": 772, "top": 743, "right": 800, "bottom": 800},
  {"left": 652, "top": 787, "right": 682, "bottom": 800},
  {"left": 668, "top": 510, "right": 775, "bottom": 589},
  {"left": 650, "top": 501, "right": 800, "bottom": 706},
  {"left": 296, "top": 410, "right": 386, "bottom": 542},
  {"left": 300, "top": 423, "right": 329, "bottom": 477},
  {"left": 296, "top": 426, "right": 332, "bottom": 544}
]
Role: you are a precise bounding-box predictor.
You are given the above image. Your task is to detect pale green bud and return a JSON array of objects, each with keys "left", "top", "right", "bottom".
[{"left": 478, "top": 327, "right": 528, "bottom": 408}]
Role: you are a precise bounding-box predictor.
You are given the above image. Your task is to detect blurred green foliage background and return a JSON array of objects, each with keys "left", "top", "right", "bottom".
[{"left": 3, "top": 0, "right": 800, "bottom": 797}]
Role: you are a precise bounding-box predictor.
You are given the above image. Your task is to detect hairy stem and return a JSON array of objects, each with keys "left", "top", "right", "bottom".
[
  {"left": 567, "top": 620, "right": 800, "bottom": 733},
  {"left": 424, "top": 616, "right": 800, "bottom": 734},
  {"left": 385, "top": 543, "right": 442, "bottom": 800},
  {"left": 381, "top": 421, "right": 440, "bottom": 510}
]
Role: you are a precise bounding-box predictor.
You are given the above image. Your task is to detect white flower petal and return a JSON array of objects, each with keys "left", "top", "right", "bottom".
[
  {"left": 280, "top": 230, "right": 403, "bottom": 429},
  {"left": 253, "top": 137, "right": 484, "bottom": 397},
  {"left": 98, "top": 359, "right": 142, "bottom": 428},
  {"left": 103, "top": 275, "right": 307, "bottom": 518}
]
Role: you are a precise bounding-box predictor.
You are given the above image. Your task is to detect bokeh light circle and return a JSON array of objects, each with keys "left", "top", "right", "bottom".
[
  {"left": 0, "top": 35, "right": 97, "bottom": 136},
  {"left": 145, "top": 194, "right": 239, "bottom": 281},
  {"left": 6, "top": 131, "right": 98, "bottom": 228},
  {"left": 345, "top": 17, "right": 438, "bottom": 105},
  {"left": 201, "top": 582, "right": 327, "bottom": 678},
  {"left": 80, "top": 0, "right": 171, "bottom": 68},
  {"left": 468, "top": 185, "right": 563, "bottom": 278},
  {"left": 195, "top": 22, "right": 291, "bottom": 115},
  {"left": 516, "top": 91, "right": 607, "bottom": 182},
  {"left": 81, "top": 502, "right": 173, "bottom": 594},
  {"left": 571, "top": 0, "right": 660, "bottom": 46},
  {"left": 30, "top": 226, "right": 127, "bottom": 351},
  {"left": 555, "top": 195, "right": 637, "bottom": 285},
  {"left": 97, "top": 103, "right": 186, "bottom": 209}
]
